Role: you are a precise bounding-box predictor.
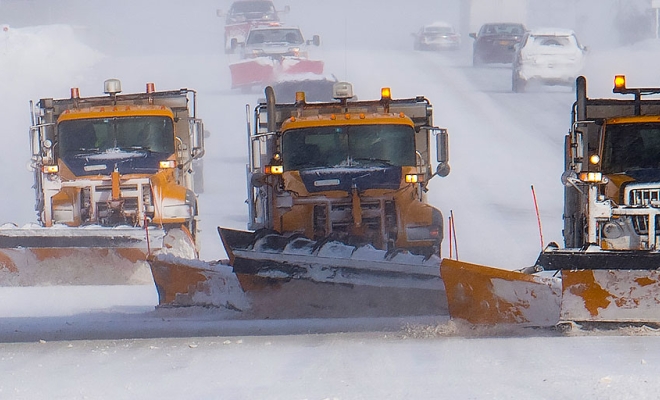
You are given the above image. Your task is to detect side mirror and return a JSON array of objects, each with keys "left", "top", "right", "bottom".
[
  {"left": 29, "top": 126, "right": 40, "bottom": 157},
  {"left": 582, "top": 45, "right": 589, "bottom": 52},
  {"left": 312, "top": 35, "right": 320, "bottom": 46},
  {"left": 469, "top": 33, "right": 477, "bottom": 39},
  {"left": 191, "top": 119, "right": 205, "bottom": 159},
  {"left": 435, "top": 128, "right": 450, "bottom": 177}
]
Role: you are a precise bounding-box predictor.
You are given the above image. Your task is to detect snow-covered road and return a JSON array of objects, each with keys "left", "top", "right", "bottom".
[{"left": 4, "top": 1, "right": 660, "bottom": 399}]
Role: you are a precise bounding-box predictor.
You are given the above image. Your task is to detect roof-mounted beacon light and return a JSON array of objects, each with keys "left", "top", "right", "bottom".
[
  {"left": 380, "top": 87, "right": 391, "bottom": 101},
  {"left": 70, "top": 87, "right": 80, "bottom": 99},
  {"left": 146, "top": 82, "right": 156, "bottom": 93},
  {"left": 333, "top": 82, "right": 353, "bottom": 100},
  {"left": 613, "top": 75, "right": 626, "bottom": 92},
  {"left": 104, "top": 79, "right": 122, "bottom": 95},
  {"left": 380, "top": 87, "right": 392, "bottom": 113}
]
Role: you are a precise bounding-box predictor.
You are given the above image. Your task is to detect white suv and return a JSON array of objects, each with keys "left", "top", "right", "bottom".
[{"left": 512, "top": 28, "right": 587, "bottom": 92}]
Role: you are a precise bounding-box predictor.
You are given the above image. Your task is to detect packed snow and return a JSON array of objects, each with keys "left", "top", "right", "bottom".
[{"left": 3, "top": 1, "right": 660, "bottom": 399}]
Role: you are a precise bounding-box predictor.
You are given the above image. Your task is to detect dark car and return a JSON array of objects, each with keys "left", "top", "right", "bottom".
[{"left": 469, "top": 23, "right": 526, "bottom": 66}]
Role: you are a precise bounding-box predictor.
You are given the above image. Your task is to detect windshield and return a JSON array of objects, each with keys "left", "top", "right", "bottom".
[
  {"left": 425, "top": 26, "right": 453, "bottom": 35},
  {"left": 527, "top": 34, "right": 577, "bottom": 49},
  {"left": 58, "top": 116, "right": 175, "bottom": 157},
  {"left": 231, "top": 1, "right": 275, "bottom": 14},
  {"left": 602, "top": 123, "right": 660, "bottom": 173},
  {"left": 247, "top": 29, "right": 303, "bottom": 45},
  {"left": 480, "top": 24, "right": 524, "bottom": 36},
  {"left": 282, "top": 124, "right": 416, "bottom": 170}
]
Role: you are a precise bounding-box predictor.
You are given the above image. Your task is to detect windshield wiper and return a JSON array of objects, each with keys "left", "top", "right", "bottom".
[
  {"left": 119, "top": 146, "right": 151, "bottom": 152},
  {"left": 352, "top": 157, "right": 393, "bottom": 166}
]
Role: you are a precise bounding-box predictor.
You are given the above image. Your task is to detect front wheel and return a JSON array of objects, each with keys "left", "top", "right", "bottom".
[
  {"left": 512, "top": 71, "right": 526, "bottom": 93},
  {"left": 472, "top": 52, "right": 483, "bottom": 66}
]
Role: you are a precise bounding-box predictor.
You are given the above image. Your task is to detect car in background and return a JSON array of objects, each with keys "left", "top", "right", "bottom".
[
  {"left": 218, "top": 1, "right": 290, "bottom": 53},
  {"left": 512, "top": 28, "right": 587, "bottom": 92},
  {"left": 413, "top": 22, "right": 461, "bottom": 51},
  {"left": 469, "top": 23, "right": 526, "bottom": 65},
  {"left": 242, "top": 26, "right": 319, "bottom": 58}
]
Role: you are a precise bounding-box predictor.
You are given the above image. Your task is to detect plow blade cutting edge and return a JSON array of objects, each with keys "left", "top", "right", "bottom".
[
  {"left": 0, "top": 226, "right": 165, "bottom": 286},
  {"left": 147, "top": 227, "right": 448, "bottom": 317}
]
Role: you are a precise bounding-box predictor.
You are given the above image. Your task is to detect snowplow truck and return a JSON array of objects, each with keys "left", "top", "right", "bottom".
[
  {"left": 220, "top": 82, "right": 450, "bottom": 288},
  {"left": 148, "top": 82, "right": 451, "bottom": 313},
  {"left": 442, "top": 75, "right": 660, "bottom": 326},
  {"left": 0, "top": 79, "right": 205, "bottom": 286}
]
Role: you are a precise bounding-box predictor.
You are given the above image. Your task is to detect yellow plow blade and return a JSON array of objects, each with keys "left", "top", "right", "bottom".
[{"left": 440, "top": 259, "right": 561, "bottom": 326}]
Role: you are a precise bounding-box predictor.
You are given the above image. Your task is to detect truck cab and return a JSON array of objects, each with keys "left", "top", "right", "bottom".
[{"left": 30, "top": 79, "right": 205, "bottom": 237}]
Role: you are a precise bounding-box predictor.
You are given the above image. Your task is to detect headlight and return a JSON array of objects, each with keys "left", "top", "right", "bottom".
[
  {"left": 161, "top": 204, "right": 193, "bottom": 220},
  {"left": 602, "top": 221, "right": 625, "bottom": 239},
  {"left": 160, "top": 160, "right": 176, "bottom": 169},
  {"left": 580, "top": 172, "right": 606, "bottom": 183},
  {"left": 265, "top": 165, "right": 283, "bottom": 174},
  {"left": 405, "top": 174, "right": 424, "bottom": 183},
  {"left": 406, "top": 225, "right": 441, "bottom": 241},
  {"left": 42, "top": 165, "right": 59, "bottom": 174}
]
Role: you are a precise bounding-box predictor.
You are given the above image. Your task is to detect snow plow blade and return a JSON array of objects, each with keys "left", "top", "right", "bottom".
[
  {"left": 440, "top": 259, "right": 561, "bottom": 326},
  {"left": 229, "top": 58, "right": 276, "bottom": 89},
  {"left": 537, "top": 249, "right": 660, "bottom": 323},
  {"left": 229, "top": 57, "right": 324, "bottom": 90},
  {"left": 219, "top": 227, "right": 443, "bottom": 290},
  {"left": 147, "top": 227, "right": 447, "bottom": 317},
  {"left": 0, "top": 226, "right": 165, "bottom": 286},
  {"left": 441, "top": 250, "right": 660, "bottom": 326},
  {"left": 149, "top": 252, "right": 447, "bottom": 318}
]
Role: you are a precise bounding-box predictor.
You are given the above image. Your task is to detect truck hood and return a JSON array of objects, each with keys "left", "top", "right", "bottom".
[
  {"left": 62, "top": 149, "right": 170, "bottom": 176},
  {"left": 298, "top": 166, "right": 402, "bottom": 193},
  {"left": 610, "top": 169, "right": 660, "bottom": 184}
]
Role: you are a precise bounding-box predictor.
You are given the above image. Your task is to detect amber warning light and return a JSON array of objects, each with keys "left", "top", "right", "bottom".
[{"left": 614, "top": 75, "right": 626, "bottom": 90}]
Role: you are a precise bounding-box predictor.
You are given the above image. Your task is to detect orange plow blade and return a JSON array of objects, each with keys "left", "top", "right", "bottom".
[
  {"left": 440, "top": 259, "right": 561, "bottom": 326},
  {"left": 0, "top": 226, "right": 165, "bottom": 286}
]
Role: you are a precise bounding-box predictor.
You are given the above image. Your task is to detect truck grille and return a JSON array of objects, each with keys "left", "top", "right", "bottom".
[
  {"left": 625, "top": 184, "right": 660, "bottom": 206},
  {"left": 312, "top": 199, "right": 397, "bottom": 247},
  {"left": 631, "top": 215, "right": 660, "bottom": 236}
]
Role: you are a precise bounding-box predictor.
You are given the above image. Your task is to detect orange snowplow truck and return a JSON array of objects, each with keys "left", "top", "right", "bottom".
[
  {"left": 216, "top": 82, "right": 450, "bottom": 288},
  {"left": 149, "top": 82, "right": 450, "bottom": 310},
  {"left": 442, "top": 75, "right": 660, "bottom": 326},
  {"left": 0, "top": 79, "right": 205, "bottom": 286}
]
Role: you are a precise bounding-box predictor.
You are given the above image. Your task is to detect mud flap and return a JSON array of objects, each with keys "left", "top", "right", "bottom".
[{"left": 440, "top": 259, "right": 561, "bottom": 326}]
